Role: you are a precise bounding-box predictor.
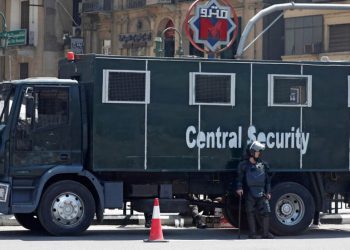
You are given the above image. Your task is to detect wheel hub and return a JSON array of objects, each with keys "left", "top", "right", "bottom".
[
  {"left": 51, "top": 193, "right": 84, "bottom": 227},
  {"left": 275, "top": 193, "right": 305, "bottom": 226},
  {"left": 281, "top": 203, "right": 293, "bottom": 216}
]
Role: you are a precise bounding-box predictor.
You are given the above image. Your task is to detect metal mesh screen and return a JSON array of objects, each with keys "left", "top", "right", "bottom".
[
  {"left": 108, "top": 72, "right": 146, "bottom": 102},
  {"left": 195, "top": 74, "right": 231, "bottom": 104},
  {"left": 273, "top": 77, "right": 307, "bottom": 105}
]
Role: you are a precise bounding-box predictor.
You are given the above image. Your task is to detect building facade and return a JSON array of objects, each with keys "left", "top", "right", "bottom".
[
  {"left": 0, "top": 0, "right": 81, "bottom": 81},
  {"left": 263, "top": 0, "right": 350, "bottom": 61},
  {"left": 81, "top": 0, "right": 265, "bottom": 59},
  {"left": 282, "top": 0, "right": 350, "bottom": 61},
  {"left": 1, "top": 0, "right": 350, "bottom": 81}
]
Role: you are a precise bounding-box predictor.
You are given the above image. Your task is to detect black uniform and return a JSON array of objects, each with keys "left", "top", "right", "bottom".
[{"left": 236, "top": 158, "right": 273, "bottom": 238}]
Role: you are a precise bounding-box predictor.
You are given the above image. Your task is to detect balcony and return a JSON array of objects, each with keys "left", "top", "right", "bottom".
[
  {"left": 82, "top": 0, "right": 113, "bottom": 12},
  {"left": 126, "top": 0, "right": 146, "bottom": 9},
  {"left": 146, "top": 0, "right": 172, "bottom": 5}
]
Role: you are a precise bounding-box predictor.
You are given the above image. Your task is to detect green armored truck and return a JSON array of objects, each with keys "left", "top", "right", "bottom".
[{"left": 0, "top": 54, "right": 349, "bottom": 236}]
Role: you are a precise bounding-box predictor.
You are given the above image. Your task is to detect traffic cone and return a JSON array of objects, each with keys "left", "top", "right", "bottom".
[
  {"left": 144, "top": 198, "right": 168, "bottom": 242},
  {"left": 215, "top": 208, "right": 233, "bottom": 228},
  {"left": 219, "top": 216, "right": 234, "bottom": 228}
]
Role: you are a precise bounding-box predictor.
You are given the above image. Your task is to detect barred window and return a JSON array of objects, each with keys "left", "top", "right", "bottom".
[
  {"left": 189, "top": 73, "right": 235, "bottom": 106},
  {"left": 268, "top": 74, "right": 312, "bottom": 107},
  {"left": 103, "top": 70, "right": 150, "bottom": 104}
]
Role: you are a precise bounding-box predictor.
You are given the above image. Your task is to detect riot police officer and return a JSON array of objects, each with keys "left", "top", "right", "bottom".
[{"left": 236, "top": 141, "right": 274, "bottom": 239}]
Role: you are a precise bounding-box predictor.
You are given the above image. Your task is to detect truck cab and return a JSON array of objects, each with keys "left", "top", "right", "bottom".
[{"left": 0, "top": 78, "right": 83, "bottom": 213}]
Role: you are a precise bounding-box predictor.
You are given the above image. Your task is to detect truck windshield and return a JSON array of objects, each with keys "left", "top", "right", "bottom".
[{"left": 0, "top": 84, "right": 15, "bottom": 124}]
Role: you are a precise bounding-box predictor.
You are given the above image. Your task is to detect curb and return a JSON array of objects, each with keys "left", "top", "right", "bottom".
[
  {"left": 0, "top": 215, "right": 21, "bottom": 226},
  {"left": 95, "top": 215, "right": 194, "bottom": 227},
  {"left": 0, "top": 214, "right": 194, "bottom": 227},
  {"left": 1, "top": 214, "right": 350, "bottom": 227},
  {"left": 320, "top": 214, "right": 350, "bottom": 224}
]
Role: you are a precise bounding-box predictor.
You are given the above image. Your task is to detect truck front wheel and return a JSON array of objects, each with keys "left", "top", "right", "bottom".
[
  {"left": 38, "top": 180, "right": 96, "bottom": 236},
  {"left": 270, "top": 182, "right": 315, "bottom": 236}
]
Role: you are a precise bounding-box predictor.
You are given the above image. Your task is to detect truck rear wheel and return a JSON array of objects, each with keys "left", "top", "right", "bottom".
[
  {"left": 38, "top": 180, "right": 96, "bottom": 236},
  {"left": 270, "top": 182, "right": 315, "bottom": 236},
  {"left": 14, "top": 213, "right": 44, "bottom": 231},
  {"left": 223, "top": 194, "right": 248, "bottom": 229}
]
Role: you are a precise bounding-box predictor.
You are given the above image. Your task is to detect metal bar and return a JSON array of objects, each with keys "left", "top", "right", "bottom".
[
  {"left": 236, "top": 2, "right": 350, "bottom": 58},
  {"left": 56, "top": 0, "right": 79, "bottom": 27},
  {"left": 238, "top": 195, "right": 242, "bottom": 239},
  {"left": 243, "top": 12, "right": 283, "bottom": 53}
]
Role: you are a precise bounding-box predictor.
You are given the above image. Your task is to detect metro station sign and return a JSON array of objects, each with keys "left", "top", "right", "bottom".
[{"left": 185, "top": 0, "right": 238, "bottom": 54}]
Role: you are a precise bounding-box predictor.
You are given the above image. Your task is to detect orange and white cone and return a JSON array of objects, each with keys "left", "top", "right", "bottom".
[
  {"left": 220, "top": 216, "right": 234, "bottom": 228},
  {"left": 144, "top": 198, "right": 168, "bottom": 242}
]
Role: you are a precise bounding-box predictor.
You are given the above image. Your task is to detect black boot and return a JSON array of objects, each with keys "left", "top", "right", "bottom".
[
  {"left": 247, "top": 214, "right": 258, "bottom": 239},
  {"left": 144, "top": 213, "right": 152, "bottom": 228},
  {"left": 195, "top": 215, "right": 207, "bottom": 229},
  {"left": 262, "top": 217, "right": 274, "bottom": 239}
]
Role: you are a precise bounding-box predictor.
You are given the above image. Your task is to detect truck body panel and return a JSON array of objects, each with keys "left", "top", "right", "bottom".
[{"left": 60, "top": 55, "right": 350, "bottom": 172}]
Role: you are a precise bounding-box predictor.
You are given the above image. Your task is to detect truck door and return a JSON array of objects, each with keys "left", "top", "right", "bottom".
[{"left": 11, "top": 86, "right": 72, "bottom": 175}]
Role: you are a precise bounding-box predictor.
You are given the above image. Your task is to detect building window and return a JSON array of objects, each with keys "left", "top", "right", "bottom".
[
  {"left": 102, "top": 70, "right": 150, "bottom": 104},
  {"left": 21, "top": 0, "right": 29, "bottom": 45},
  {"left": 285, "top": 15, "right": 323, "bottom": 55},
  {"left": 268, "top": 74, "right": 312, "bottom": 107},
  {"left": 329, "top": 24, "right": 350, "bottom": 52},
  {"left": 102, "top": 40, "right": 111, "bottom": 55},
  {"left": 164, "top": 20, "right": 175, "bottom": 57},
  {"left": 19, "top": 63, "right": 28, "bottom": 79},
  {"left": 189, "top": 73, "right": 235, "bottom": 106}
]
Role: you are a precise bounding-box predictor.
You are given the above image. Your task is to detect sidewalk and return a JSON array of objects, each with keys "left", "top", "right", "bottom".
[{"left": 1, "top": 209, "right": 350, "bottom": 227}]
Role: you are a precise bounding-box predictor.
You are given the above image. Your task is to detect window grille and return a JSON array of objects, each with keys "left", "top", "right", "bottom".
[
  {"left": 268, "top": 74, "right": 312, "bottom": 107},
  {"left": 189, "top": 73, "right": 235, "bottom": 106},
  {"left": 103, "top": 70, "right": 150, "bottom": 104}
]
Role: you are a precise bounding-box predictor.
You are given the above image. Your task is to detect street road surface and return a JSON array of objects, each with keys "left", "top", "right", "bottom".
[{"left": 0, "top": 224, "right": 349, "bottom": 250}]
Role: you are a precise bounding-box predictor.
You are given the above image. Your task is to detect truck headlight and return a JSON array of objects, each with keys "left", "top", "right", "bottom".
[{"left": 0, "top": 183, "right": 9, "bottom": 202}]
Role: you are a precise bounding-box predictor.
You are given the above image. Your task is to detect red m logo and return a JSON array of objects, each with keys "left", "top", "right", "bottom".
[{"left": 199, "top": 18, "right": 228, "bottom": 41}]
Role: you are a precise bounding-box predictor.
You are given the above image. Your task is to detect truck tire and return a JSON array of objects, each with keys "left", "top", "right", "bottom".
[
  {"left": 223, "top": 194, "right": 248, "bottom": 229},
  {"left": 38, "top": 180, "right": 96, "bottom": 236},
  {"left": 270, "top": 182, "right": 315, "bottom": 236},
  {"left": 14, "top": 213, "right": 44, "bottom": 231}
]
